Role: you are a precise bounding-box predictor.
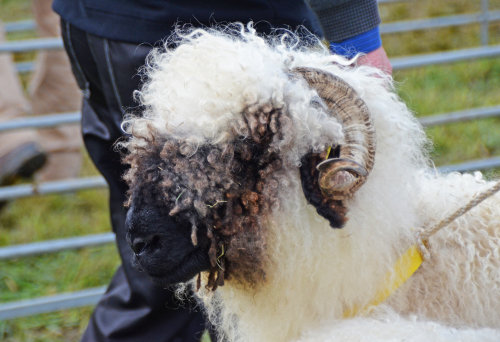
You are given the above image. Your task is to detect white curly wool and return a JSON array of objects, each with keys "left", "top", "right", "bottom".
[
  {"left": 127, "top": 25, "right": 347, "bottom": 163},
  {"left": 297, "top": 314, "right": 500, "bottom": 342},
  {"left": 128, "top": 25, "right": 500, "bottom": 342}
]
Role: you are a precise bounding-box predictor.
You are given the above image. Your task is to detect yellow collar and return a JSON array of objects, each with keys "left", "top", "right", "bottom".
[{"left": 343, "top": 244, "right": 423, "bottom": 318}]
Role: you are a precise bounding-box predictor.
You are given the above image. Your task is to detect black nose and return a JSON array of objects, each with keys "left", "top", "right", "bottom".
[{"left": 130, "top": 233, "right": 161, "bottom": 255}]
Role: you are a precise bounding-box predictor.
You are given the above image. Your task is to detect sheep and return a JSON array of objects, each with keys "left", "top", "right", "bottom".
[{"left": 121, "top": 25, "right": 500, "bottom": 341}]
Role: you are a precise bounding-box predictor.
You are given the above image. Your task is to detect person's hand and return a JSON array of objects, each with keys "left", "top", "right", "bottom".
[{"left": 357, "top": 46, "right": 392, "bottom": 75}]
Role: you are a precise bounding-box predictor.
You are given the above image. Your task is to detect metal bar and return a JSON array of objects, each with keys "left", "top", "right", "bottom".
[
  {"left": 0, "top": 233, "right": 115, "bottom": 260},
  {"left": 391, "top": 45, "right": 500, "bottom": 70},
  {"left": 0, "top": 37, "right": 63, "bottom": 53},
  {"left": 0, "top": 177, "right": 107, "bottom": 201},
  {"left": 4, "top": 20, "right": 36, "bottom": 33},
  {"left": 0, "top": 287, "right": 106, "bottom": 320},
  {"left": 419, "top": 105, "right": 500, "bottom": 127},
  {"left": 481, "top": 0, "right": 490, "bottom": 45},
  {"left": 0, "top": 112, "right": 80, "bottom": 132},
  {"left": 380, "top": 11, "right": 500, "bottom": 34},
  {"left": 438, "top": 156, "right": 500, "bottom": 173},
  {"left": 15, "top": 61, "right": 34, "bottom": 74}
]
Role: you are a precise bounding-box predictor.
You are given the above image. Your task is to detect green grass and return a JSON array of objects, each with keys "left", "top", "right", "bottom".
[
  {"left": 0, "top": 154, "right": 119, "bottom": 341},
  {"left": 395, "top": 59, "right": 500, "bottom": 169},
  {"left": 0, "top": 0, "right": 30, "bottom": 22},
  {"left": 1, "top": 1, "right": 121, "bottom": 339},
  {"left": 1, "top": 0, "right": 500, "bottom": 340},
  {"left": 0, "top": 308, "right": 93, "bottom": 342},
  {"left": 377, "top": 0, "right": 500, "bottom": 177}
]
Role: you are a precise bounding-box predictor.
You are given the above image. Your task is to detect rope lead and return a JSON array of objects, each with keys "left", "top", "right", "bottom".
[{"left": 417, "top": 179, "right": 500, "bottom": 259}]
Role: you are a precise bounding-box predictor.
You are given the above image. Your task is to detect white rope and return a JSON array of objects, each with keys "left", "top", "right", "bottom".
[{"left": 418, "top": 179, "right": 500, "bottom": 258}]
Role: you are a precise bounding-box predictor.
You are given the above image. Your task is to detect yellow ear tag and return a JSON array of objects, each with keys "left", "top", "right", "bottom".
[
  {"left": 343, "top": 244, "right": 423, "bottom": 318},
  {"left": 325, "top": 146, "right": 332, "bottom": 160}
]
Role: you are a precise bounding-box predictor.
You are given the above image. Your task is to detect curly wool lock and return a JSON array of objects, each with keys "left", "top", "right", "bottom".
[{"left": 122, "top": 25, "right": 500, "bottom": 342}]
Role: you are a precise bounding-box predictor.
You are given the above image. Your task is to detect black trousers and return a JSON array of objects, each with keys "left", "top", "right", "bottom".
[{"left": 61, "top": 21, "right": 208, "bottom": 342}]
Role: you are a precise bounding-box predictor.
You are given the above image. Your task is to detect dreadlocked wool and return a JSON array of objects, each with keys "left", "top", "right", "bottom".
[{"left": 122, "top": 25, "right": 500, "bottom": 342}]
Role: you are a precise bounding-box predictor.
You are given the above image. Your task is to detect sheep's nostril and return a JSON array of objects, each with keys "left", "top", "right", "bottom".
[
  {"left": 131, "top": 234, "right": 160, "bottom": 255},
  {"left": 131, "top": 237, "right": 146, "bottom": 254}
]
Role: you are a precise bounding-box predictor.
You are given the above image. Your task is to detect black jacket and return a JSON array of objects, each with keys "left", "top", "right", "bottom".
[{"left": 53, "top": 0, "right": 325, "bottom": 44}]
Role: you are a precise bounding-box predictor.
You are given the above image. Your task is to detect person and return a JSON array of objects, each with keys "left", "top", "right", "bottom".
[
  {"left": 52, "top": 1, "right": 391, "bottom": 341},
  {"left": 0, "top": 0, "right": 82, "bottom": 193},
  {"left": 308, "top": 0, "right": 392, "bottom": 74}
]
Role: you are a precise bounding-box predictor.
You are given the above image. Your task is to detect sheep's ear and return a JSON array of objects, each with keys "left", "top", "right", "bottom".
[{"left": 292, "top": 67, "right": 376, "bottom": 228}]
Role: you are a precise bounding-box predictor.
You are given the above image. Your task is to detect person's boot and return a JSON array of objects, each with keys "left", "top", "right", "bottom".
[{"left": 0, "top": 142, "right": 47, "bottom": 209}]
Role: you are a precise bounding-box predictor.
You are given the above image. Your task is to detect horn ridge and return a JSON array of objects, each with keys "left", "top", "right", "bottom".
[{"left": 292, "top": 67, "right": 376, "bottom": 200}]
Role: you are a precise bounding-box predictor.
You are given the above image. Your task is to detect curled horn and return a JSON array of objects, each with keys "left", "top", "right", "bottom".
[{"left": 293, "top": 67, "right": 376, "bottom": 200}]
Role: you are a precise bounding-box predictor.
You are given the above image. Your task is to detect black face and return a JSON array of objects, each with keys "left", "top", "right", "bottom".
[
  {"left": 125, "top": 182, "right": 211, "bottom": 286},
  {"left": 122, "top": 102, "right": 347, "bottom": 289},
  {"left": 121, "top": 110, "right": 287, "bottom": 289}
]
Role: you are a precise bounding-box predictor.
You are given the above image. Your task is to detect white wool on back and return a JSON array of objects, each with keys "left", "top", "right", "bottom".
[
  {"left": 297, "top": 313, "right": 500, "bottom": 342},
  {"left": 131, "top": 26, "right": 500, "bottom": 342},
  {"left": 388, "top": 171, "right": 500, "bottom": 327}
]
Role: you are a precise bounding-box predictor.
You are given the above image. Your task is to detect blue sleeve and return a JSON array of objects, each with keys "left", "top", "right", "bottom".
[{"left": 329, "top": 26, "right": 382, "bottom": 58}]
